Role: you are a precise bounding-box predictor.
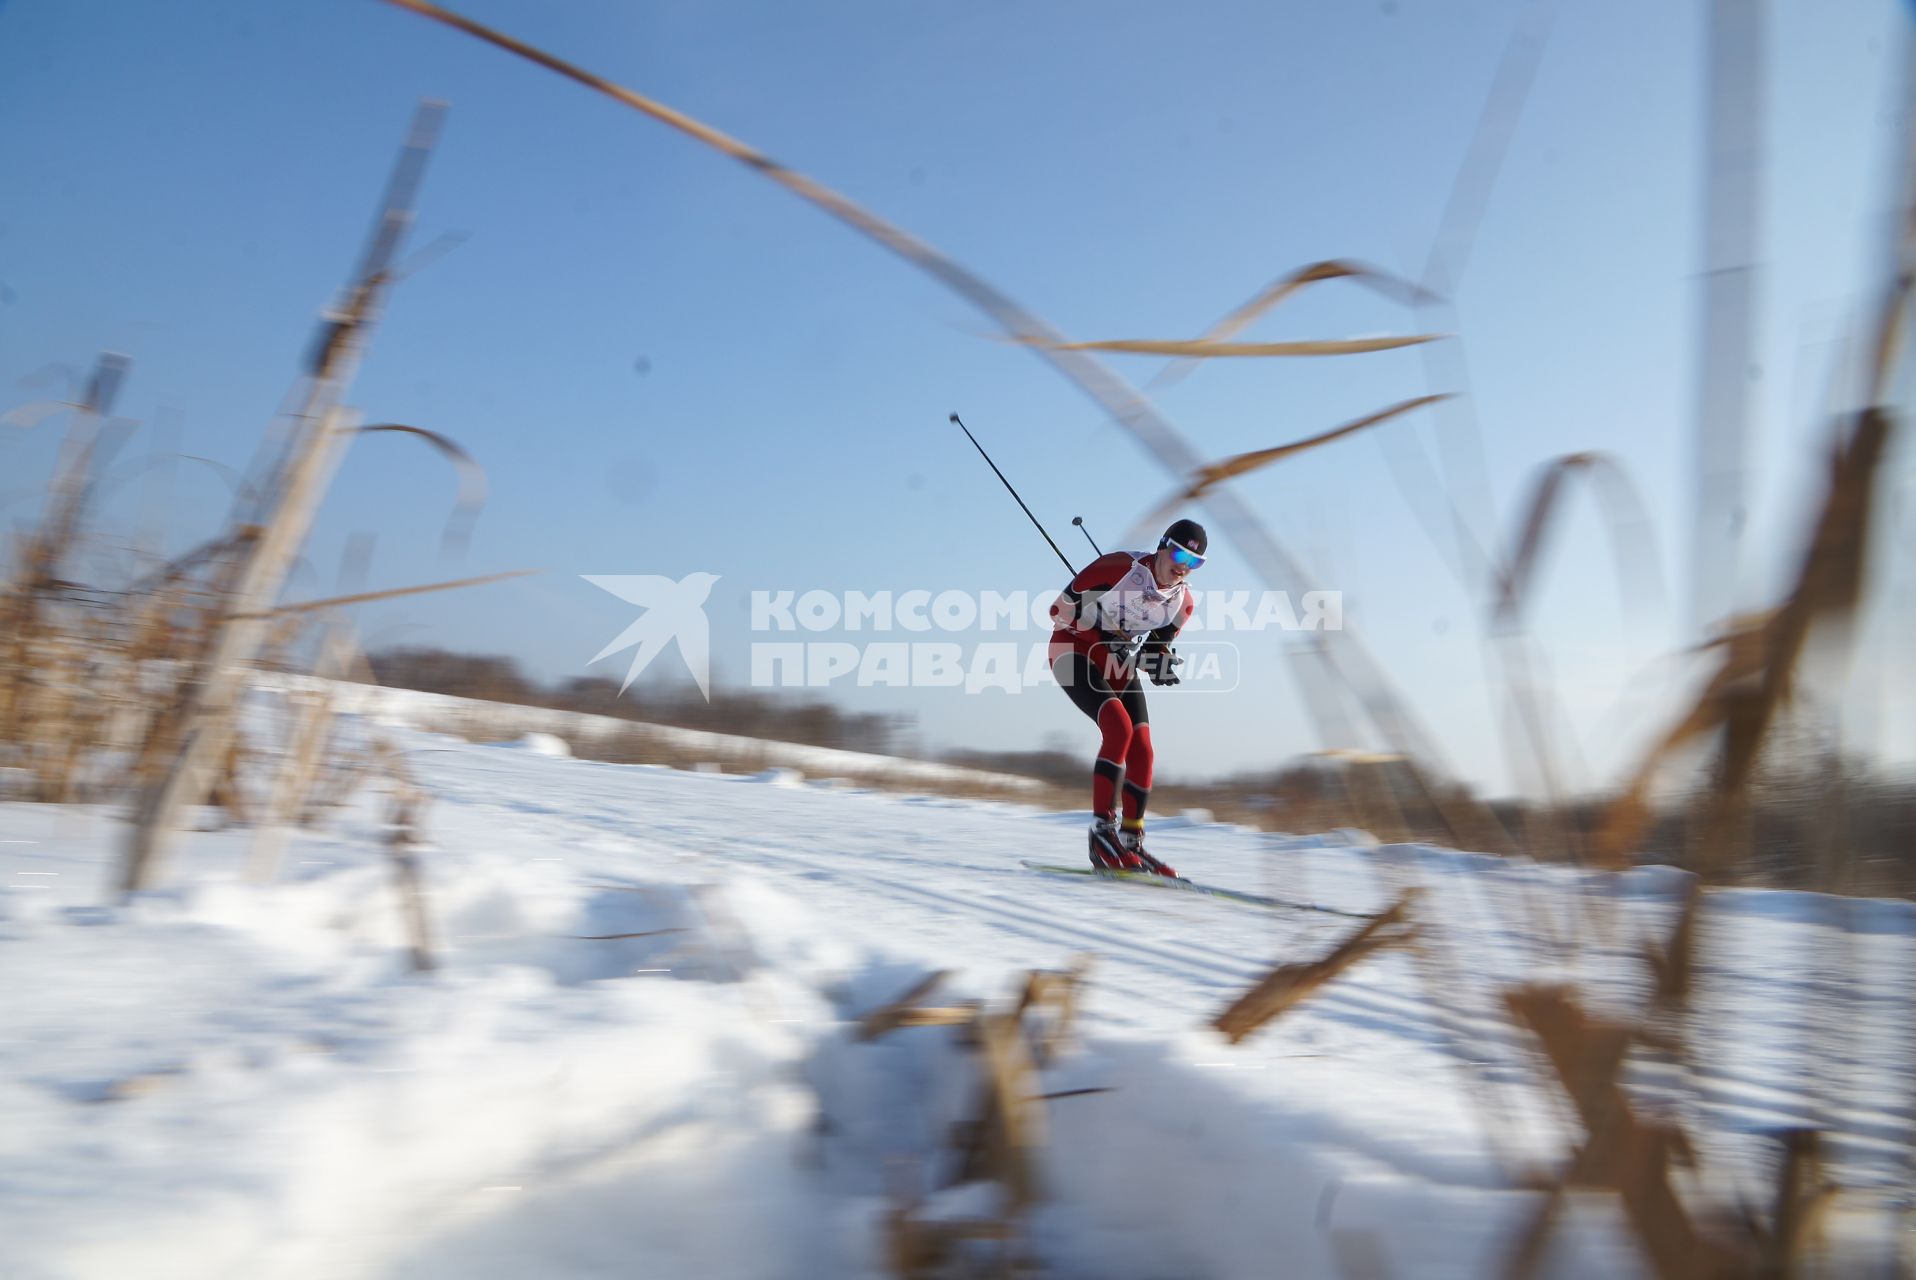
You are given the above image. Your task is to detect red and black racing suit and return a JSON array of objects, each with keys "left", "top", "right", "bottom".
[{"left": 1047, "top": 551, "right": 1195, "bottom": 825}]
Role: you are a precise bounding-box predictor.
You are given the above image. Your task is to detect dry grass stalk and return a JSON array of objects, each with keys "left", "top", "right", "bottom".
[
  {"left": 250, "top": 617, "right": 357, "bottom": 881},
  {"left": 1501, "top": 984, "right": 1753, "bottom": 1280},
  {"left": 883, "top": 1207, "right": 1021, "bottom": 1280},
  {"left": 355, "top": 422, "right": 488, "bottom": 555},
  {"left": 230, "top": 567, "right": 537, "bottom": 621},
  {"left": 1005, "top": 334, "right": 1440, "bottom": 359},
  {"left": 123, "top": 100, "right": 447, "bottom": 895},
  {"left": 1595, "top": 408, "right": 1891, "bottom": 873},
  {"left": 1211, "top": 891, "right": 1420, "bottom": 1044},
  {"left": 374, "top": 741, "right": 436, "bottom": 973},
  {"left": 1753, "top": 1128, "right": 1835, "bottom": 1276},
  {"left": 949, "top": 1009, "right": 1047, "bottom": 1211},
  {"left": 1493, "top": 451, "right": 1660, "bottom": 630},
  {"left": 1011, "top": 953, "right": 1093, "bottom": 1068},
  {"left": 862, "top": 964, "right": 1093, "bottom": 1277},
  {"left": 1145, "top": 259, "right": 1437, "bottom": 396},
  {"left": 1597, "top": 98, "right": 1908, "bottom": 875},
  {"left": 0, "top": 352, "right": 130, "bottom": 744},
  {"left": 1125, "top": 395, "right": 1451, "bottom": 544},
  {"left": 204, "top": 731, "right": 253, "bottom": 828},
  {"left": 1486, "top": 451, "right": 1662, "bottom": 871},
  {"left": 1643, "top": 877, "right": 1702, "bottom": 1020},
  {"left": 857, "top": 970, "right": 957, "bottom": 1040}
]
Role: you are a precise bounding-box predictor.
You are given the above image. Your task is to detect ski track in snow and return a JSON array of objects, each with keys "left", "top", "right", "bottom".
[
  {"left": 1, "top": 725, "right": 1912, "bottom": 1278},
  {"left": 346, "top": 740, "right": 1916, "bottom": 1203}
]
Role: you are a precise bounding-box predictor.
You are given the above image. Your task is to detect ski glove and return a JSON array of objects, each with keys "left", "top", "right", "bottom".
[{"left": 1138, "top": 642, "right": 1182, "bottom": 687}]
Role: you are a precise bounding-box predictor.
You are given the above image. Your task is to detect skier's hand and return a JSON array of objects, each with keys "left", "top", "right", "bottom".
[{"left": 1140, "top": 644, "right": 1182, "bottom": 686}]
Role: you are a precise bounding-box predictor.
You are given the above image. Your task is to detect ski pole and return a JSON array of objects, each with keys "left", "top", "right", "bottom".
[
  {"left": 1071, "top": 516, "right": 1103, "bottom": 558},
  {"left": 947, "top": 412, "right": 1074, "bottom": 574}
]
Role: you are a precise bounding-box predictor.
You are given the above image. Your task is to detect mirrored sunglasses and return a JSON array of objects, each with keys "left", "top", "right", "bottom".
[{"left": 1163, "top": 539, "right": 1205, "bottom": 571}]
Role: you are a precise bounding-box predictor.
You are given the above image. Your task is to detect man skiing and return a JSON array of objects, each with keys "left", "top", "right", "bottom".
[{"left": 1048, "top": 518, "right": 1206, "bottom": 877}]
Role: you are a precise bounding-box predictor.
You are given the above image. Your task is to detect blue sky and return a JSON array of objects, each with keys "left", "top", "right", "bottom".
[{"left": 2, "top": 0, "right": 1911, "bottom": 792}]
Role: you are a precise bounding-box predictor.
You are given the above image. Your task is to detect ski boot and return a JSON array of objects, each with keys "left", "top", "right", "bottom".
[
  {"left": 1089, "top": 816, "right": 1145, "bottom": 871},
  {"left": 1119, "top": 825, "right": 1177, "bottom": 878}
]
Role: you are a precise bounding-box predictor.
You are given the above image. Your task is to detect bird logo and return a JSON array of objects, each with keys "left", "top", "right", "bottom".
[{"left": 582, "top": 572, "right": 720, "bottom": 700}]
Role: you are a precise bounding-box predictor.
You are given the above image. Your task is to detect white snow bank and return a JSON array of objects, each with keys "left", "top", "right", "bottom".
[
  {"left": 0, "top": 804, "right": 851, "bottom": 1279},
  {"left": 498, "top": 731, "right": 571, "bottom": 758},
  {"left": 2, "top": 731, "right": 1910, "bottom": 1278}
]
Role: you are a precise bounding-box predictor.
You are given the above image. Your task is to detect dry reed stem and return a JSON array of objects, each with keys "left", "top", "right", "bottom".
[
  {"left": 0, "top": 353, "right": 129, "bottom": 744},
  {"left": 857, "top": 970, "right": 956, "bottom": 1041},
  {"left": 125, "top": 101, "right": 447, "bottom": 893},
  {"left": 230, "top": 567, "right": 537, "bottom": 620},
  {"left": 862, "top": 964, "right": 1090, "bottom": 1275},
  {"left": 1004, "top": 334, "right": 1441, "bottom": 359},
  {"left": 1501, "top": 984, "right": 1752, "bottom": 1280},
  {"left": 1124, "top": 395, "right": 1451, "bottom": 544},
  {"left": 374, "top": 740, "right": 437, "bottom": 973},
  {"left": 1644, "top": 877, "right": 1702, "bottom": 1021},
  {"left": 1211, "top": 891, "right": 1420, "bottom": 1044},
  {"left": 355, "top": 422, "right": 488, "bottom": 554},
  {"left": 884, "top": 1208, "right": 1020, "bottom": 1280},
  {"left": 1493, "top": 451, "right": 1662, "bottom": 629},
  {"left": 1595, "top": 408, "right": 1891, "bottom": 872},
  {"left": 973, "top": 1011, "right": 1049, "bottom": 1211},
  {"left": 251, "top": 616, "right": 359, "bottom": 881},
  {"left": 1758, "top": 1129, "right": 1835, "bottom": 1276},
  {"left": 1145, "top": 259, "right": 1438, "bottom": 397},
  {"left": 1485, "top": 451, "right": 1663, "bottom": 874},
  {"left": 1012, "top": 954, "right": 1092, "bottom": 1068}
]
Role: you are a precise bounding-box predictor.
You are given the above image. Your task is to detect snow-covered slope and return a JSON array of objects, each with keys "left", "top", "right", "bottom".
[{"left": 1, "top": 729, "right": 1910, "bottom": 1278}]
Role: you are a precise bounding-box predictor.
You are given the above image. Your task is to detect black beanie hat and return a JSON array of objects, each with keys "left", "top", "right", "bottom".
[{"left": 1160, "top": 518, "right": 1207, "bottom": 555}]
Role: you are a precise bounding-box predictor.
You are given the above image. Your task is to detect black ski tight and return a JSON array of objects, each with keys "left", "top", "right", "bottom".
[{"left": 1051, "top": 648, "right": 1154, "bottom": 820}]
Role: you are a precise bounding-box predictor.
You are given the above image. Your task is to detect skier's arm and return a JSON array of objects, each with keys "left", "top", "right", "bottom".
[{"left": 1049, "top": 552, "right": 1136, "bottom": 633}]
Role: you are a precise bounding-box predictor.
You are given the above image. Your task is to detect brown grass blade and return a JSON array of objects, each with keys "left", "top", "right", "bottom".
[
  {"left": 1145, "top": 260, "right": 1437, "bottom": 396},
  {"left": 1211, "top": 892, "right": 1419, "bottom": 1044},
  {"left": 1199, "top": 395, "right": 1452, "bottom": 484},
  {"left": 1595, "top": 408, "right": 1892, "bottom": 868},
  {"left": 357, "top": 423, "right": 488, "bottom": 555},
  {"left": 857, "top": 969, "right": 952, "bottom": 1041},
  {"left": 0, "top": 400, "right": 80, "bottom": 430},
  {"left": 1012, "top": 334, "right": 1440, "bottom": 358},
  {"left": 1493, "top": 451, "right": 1663, "bottom": 628},
  {"left": 1192, "top": 260, "right": 1434, "bottom": 341},
  {"left": 231, "top": 567, "right": 538, "bottom": 620},
  {"left": 1126, "top": 395, "right": 1449, "bottom": 543}
]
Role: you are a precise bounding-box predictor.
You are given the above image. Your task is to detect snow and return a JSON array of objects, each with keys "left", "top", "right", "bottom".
[
  {"left": 504, "top": 731, "right": 572, "bottom": 758},
  {"left": 1, "top": 725, "right": 1911, "bottom": 1278}
]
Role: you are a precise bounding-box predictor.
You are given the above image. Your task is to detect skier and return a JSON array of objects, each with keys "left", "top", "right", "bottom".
[{"left": 1047, "top": 518, "right": 1206, "bottom": 877}]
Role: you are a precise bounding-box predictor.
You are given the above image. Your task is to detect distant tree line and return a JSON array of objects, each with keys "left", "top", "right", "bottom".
[{"left": 358, "top": 646, "right": 909, "bottom": 756}]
